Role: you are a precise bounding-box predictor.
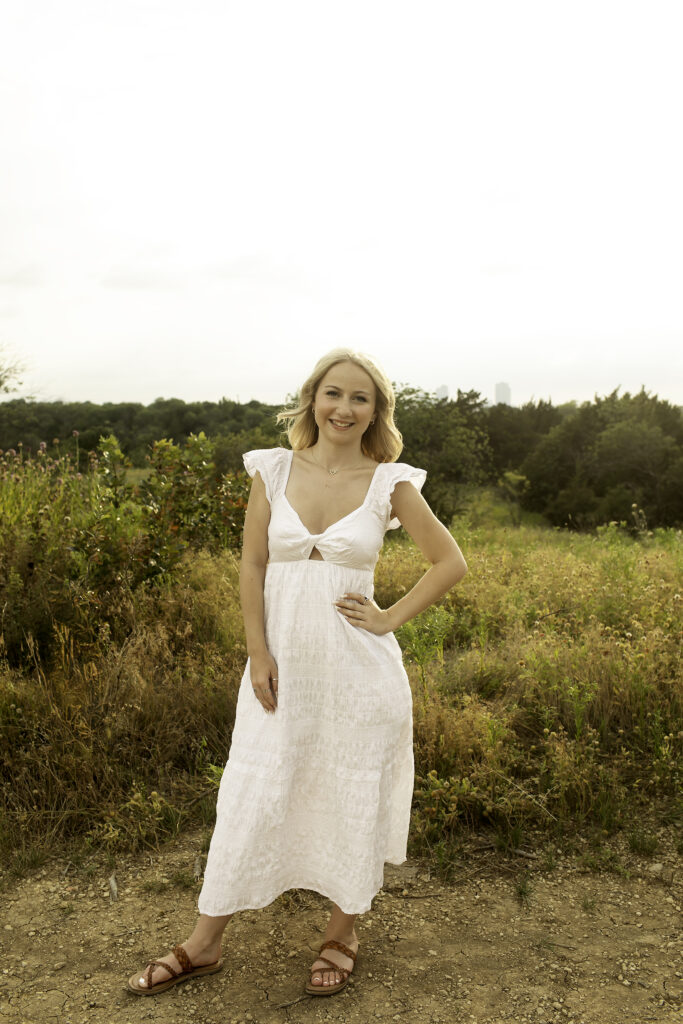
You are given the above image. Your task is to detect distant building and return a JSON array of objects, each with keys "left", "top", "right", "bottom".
[
  {"left": 495, "top": 382, "right": 511, "bottom": 405},
  {"left": 435, "top": 385, "right": 449, "bottom": 400}
]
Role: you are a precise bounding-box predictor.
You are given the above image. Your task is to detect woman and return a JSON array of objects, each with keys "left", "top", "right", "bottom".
[{"left": 128, "top": 348, "right": 467, "bottom": 997}]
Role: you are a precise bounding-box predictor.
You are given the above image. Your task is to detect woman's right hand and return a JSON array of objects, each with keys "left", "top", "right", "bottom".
[{"left": 249, "top": 651, "right": 279, "bottom": 713}]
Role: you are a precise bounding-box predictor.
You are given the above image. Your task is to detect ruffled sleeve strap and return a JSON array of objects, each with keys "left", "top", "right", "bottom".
[
  {"left": 242, "top": 448, "right": 289, "bottom": 504},
  {"left": 377, "top": 462, "right": 428, "bottom": 530}
]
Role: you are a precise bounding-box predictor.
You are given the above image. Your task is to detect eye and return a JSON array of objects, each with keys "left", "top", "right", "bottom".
[{"left": 354, "top": 396, "right": 368, "bottom": 402}]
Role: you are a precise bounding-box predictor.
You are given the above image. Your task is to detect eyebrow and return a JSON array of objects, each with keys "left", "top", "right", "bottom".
[{"left": 324, "top": 383, "right": 372, "bottom": 394}]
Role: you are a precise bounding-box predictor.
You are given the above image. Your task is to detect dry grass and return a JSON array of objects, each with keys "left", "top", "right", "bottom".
[{"left": 1, "top": 489, "right": 681, "bottom": 880}]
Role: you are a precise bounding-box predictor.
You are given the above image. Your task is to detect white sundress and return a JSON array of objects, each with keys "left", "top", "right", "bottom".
[{"left": 197, "top": 446, "right": 427, "bottom": 916}]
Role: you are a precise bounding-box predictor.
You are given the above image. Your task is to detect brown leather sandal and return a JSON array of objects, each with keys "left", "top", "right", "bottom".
[
  {"left": 127, "top": 943, "right": 223, "bottom": 996},
  {"left": 305, "top": 938, "right": 358, "bottom": 996}
]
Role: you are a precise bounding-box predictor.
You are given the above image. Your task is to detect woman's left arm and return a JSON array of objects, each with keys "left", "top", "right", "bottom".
[{"left": 335, "top": 480, "right": 468, "bottom": 635}]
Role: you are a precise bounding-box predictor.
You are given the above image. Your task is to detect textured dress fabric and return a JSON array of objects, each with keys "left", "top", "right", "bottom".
[{"left": 197, "top": 446, "right": 427, "bottom": 916}]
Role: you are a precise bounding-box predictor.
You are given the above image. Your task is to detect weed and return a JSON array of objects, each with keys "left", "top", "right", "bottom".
[
  {"left": 540, "top": 847, "right": 557, "bottom": 872},
  {"left": 170, "top": 869, "right": 196, "bottom": 890},
  {"left": 495, "top": 821, "right": 524, "bottom": 856},
  {"left": 578, "top": 844, "right": 627, "bottom": 876},
  {"left": 627, "top": 830, "right": 659, "bottom": 857},
  {"left": 514, "top": 870, "right": 533, "bottom": 907}
]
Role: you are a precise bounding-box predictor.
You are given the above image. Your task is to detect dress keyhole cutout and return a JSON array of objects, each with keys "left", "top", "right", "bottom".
[{"left": 309, "top": 546, "right": 324, "bottom": 561}]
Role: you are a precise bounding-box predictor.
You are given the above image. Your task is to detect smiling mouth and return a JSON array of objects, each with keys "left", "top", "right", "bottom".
[{"left": 330, "top": 420, "right": 354, "bottom": 428}]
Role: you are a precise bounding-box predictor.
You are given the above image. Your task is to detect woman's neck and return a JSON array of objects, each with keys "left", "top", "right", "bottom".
[{"left": 307, "top": 439, "right": 367, "bottom": 470}]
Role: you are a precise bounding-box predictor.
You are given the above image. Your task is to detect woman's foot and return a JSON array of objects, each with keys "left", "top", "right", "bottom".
[
  {"left": 128, "top": 937, "right": 223, "bottom": 993},
  {"left": 308, "top": 930, "right": 359, "bottom": 991}
]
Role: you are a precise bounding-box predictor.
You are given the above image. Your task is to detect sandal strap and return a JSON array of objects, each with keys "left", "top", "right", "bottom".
[
  {"left": 144, "top": 958, "right": 179, "bottom": 987},
  {"left": 312, "top": 956, "right": 349, "bottom": 979},
  {"left": 172, "top": 945, "right": 194, "bottom": 974},
  {"left": 319, "top": 939, "right": 357, "bottom": 962}
]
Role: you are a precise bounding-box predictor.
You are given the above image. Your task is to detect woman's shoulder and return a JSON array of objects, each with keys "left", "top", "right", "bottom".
[
  {"left": 242, "top": 447, "right": 291, "bottom": 499},
  {"left": 376, "top": 458, "right": 427, "bottom": 483},
  {"left": 242, "top": 445, "right": 289, "bottom": 467},
  {"left": 372, "top": 460, "right": 428, "bottom": 529}
]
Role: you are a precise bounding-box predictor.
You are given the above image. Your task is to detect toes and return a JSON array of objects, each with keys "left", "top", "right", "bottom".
[
  {"left": 310, "top": 961, "right": 344, "bottom": 988},
  {"left": 310, "top": 966, "right": 341, "bottom": 987}
]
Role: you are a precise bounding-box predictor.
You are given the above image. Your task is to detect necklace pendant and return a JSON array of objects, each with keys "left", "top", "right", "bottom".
[{"left": 329, "top": 468, "right": 338, "bottom": 475}]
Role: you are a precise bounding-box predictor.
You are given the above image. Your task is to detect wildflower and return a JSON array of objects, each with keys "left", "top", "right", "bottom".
[
  {"left": 73, "top": 429, "right": 79, "bottom": 437},
  {"left": 39, "top": 441, "right": 47, "bottom": 451}
]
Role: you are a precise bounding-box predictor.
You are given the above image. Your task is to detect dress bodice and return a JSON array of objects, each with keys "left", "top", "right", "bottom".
[{"left": 242, "top": 447, "right": 427, "bottom": 572}]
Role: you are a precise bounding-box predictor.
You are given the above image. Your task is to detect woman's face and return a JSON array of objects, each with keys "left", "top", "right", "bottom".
[{"left": 313, "top": 360, "right": 377, "bottom": 442}]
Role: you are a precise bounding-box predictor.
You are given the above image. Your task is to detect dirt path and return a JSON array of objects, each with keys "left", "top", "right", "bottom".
[{"left": 0, "top": 825, "right": 681, "bottom": 1024}]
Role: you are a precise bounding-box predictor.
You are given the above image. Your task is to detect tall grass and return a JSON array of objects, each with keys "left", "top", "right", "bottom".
[
  {"left": 402, "top": 494, "right": 681, "bottom": 866},
  {"left": 1, "top": 441, "right": 680, "bottom": 878}
]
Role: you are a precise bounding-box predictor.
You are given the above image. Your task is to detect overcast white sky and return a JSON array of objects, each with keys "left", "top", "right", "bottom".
[{"left": 1, "top": 0, "right": 681, "bottom": 409}]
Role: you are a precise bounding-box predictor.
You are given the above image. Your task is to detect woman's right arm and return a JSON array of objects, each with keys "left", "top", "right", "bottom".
[{"left": 240, "top": 469, "right": 278, "bottom": 712}]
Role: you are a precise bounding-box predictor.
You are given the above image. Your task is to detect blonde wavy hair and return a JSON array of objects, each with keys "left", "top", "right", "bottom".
[{"left": 276, "top": 348, "right": 403, "bottom": 463}]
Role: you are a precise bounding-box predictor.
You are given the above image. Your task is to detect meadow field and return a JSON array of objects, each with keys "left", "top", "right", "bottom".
[{"left": 0, "top": 435, "right": 681, "bottom": 883}]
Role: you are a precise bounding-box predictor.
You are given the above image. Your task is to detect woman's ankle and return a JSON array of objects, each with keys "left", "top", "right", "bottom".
[
  {"left": 187, "top": 915, "right": 231, "bottom": 954},
  {"left": 323, "top": 927, "right": 358, "bottom": 946}
]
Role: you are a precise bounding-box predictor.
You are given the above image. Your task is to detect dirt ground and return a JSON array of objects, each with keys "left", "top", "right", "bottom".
[{"left": 0, "top": 824, "right": 681, "bottom": 1024}]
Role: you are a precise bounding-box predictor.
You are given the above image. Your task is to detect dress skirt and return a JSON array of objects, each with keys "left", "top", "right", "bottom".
[{"left": 197, "top": 558, "right": 415, "bottom": 916}]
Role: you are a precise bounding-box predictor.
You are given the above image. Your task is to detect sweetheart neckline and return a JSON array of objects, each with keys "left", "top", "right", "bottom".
[{"left": 281, "top": 448, "right": 383, "bottom": 537}]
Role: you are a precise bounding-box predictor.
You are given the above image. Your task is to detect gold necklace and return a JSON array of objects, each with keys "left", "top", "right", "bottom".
[{"left": 307, "top": 453, "right": 367, "bottom": 476}]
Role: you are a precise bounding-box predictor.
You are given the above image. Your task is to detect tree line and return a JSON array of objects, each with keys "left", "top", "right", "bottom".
[{"left": 1, "top": 383, "right": 681, "bottom": 530}]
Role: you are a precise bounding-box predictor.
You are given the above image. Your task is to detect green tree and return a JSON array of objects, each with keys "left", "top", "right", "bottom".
[
  {"left": 520, "top": 388, "right": 683, "bottom": 529},
  {"left": 395, "top": 386, "right": 492, "bottom": 523},
  {"left": 485, "top": 398, "right": 564, "bottom": 475}
]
